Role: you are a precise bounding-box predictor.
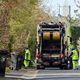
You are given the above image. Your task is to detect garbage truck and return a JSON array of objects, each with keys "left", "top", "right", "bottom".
[{"left": 35, "top": 22, "right": 72, "bottom": 69}]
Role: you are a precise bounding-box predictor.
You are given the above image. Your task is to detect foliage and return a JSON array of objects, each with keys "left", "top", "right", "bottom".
[
  {"left": 0, "top": 0, "right": 53, "bottom": 56},
  {"left": 9, "top": 0, "right": 53, "bottom": 52}
]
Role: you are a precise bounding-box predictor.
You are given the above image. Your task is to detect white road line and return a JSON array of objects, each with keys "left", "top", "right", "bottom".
[
  {"left": 5, "top": 75, "right": 37, "bottom": 79},
  {"left": 5, "top": 70, "right": 80, "bottom": 79},
  {"left": 37, "top": 73, "right": 80, "bottom": 76},
  {"left": 5, "top": 70, "right": 39, "bottom": 79},
  {"left": 25, "top": 70, "right": 39, "bottom": 79},
  {"left": 5, "top": 75, "right": 22, "bottom": 79}
]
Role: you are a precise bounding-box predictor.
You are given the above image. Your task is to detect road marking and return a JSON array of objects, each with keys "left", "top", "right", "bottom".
[
  {"left": 5, "top": 70, "right": 80, "bottom": 79},
  {"left": 36, "top": 72, "right": 80, "bottom": 79},
  {"left": 23, "top": 70, "right": 39, "bottom": 79},
  {"left": 5, "top": 70, "right": 39, "bottom": 79},
  {"left": 31, "top": 70, "right": 38, "bottom": 79},
  {"left": 37, "top": 73, "right": 80, "bottom": 76},
  {"left": 5, "top": 75, "right": 36, "bottom": 79},
  {"left": 5, "top": 75, "right": 22, "bottom": 79}
]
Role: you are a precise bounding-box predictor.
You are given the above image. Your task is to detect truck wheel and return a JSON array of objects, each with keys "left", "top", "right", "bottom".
[
  {"left": 60, "top": 65, "right": 64, "bottom": 70},
  {"left": 60, "top": 66, "right": 63, "bottom": 70}
]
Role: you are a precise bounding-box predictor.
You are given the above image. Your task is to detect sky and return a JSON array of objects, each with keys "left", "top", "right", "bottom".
[{"left": 40, "top": 0, "right": 80, "bottom": 18}]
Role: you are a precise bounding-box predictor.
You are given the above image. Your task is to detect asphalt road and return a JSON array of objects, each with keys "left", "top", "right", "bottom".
[
  {"left": 0, "top": 68, "right": 80, "bottom": 80},
  {"left": 37, "top": 78, "right": 80, "bottom": 80},
  {"left": 36, "top": 68, "right": 80, "bottom": 80}
]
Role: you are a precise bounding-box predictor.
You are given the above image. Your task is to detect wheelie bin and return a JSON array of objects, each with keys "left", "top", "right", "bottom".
[{"left": 0, "top": 50, "right": 9, "bottom": 77}]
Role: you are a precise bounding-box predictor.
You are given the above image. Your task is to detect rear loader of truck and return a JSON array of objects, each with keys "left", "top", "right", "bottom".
[{"left": 35, "top": 22, "right": 70, "bottom": 69}]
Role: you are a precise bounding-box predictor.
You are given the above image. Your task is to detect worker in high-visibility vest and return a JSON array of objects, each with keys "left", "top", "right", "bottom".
[
  {"left": 23, "top": 48, "right": 31, "bottom": 68},
  {"left": 69, "top": 48, "right": 79, "bottom": 69}
]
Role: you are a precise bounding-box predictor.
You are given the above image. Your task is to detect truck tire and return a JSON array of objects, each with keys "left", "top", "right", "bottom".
[
  {"left": 60, "top": 66, "right": 64, "bottom": 70},
  {"left": 60, "top": 64, "right": 65, "bottom": 70}
]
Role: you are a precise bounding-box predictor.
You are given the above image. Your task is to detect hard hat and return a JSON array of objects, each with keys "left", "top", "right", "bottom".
[{"left": 71, "top": 47, "right": 75, "bottom": 51}]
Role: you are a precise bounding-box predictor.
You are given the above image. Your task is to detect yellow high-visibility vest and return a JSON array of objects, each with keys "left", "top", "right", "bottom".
[
  {"left": 24, "top": 49, "right": 31, "bottom": 61},
  {"left": 72, "top": 50, "right": 78, "bottom": 60}
]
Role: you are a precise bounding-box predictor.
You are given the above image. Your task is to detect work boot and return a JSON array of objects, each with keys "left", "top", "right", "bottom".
[{"left": 24, "top": 65, "right": 28, "bottom": 69}]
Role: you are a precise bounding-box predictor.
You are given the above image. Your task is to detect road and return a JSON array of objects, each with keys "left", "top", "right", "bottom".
[
  {"left": 36, "top": 68, "right": 80, "bottom": 80},
  {"left": 0, "top": 68, "right": 80, "bottom": 80}
]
